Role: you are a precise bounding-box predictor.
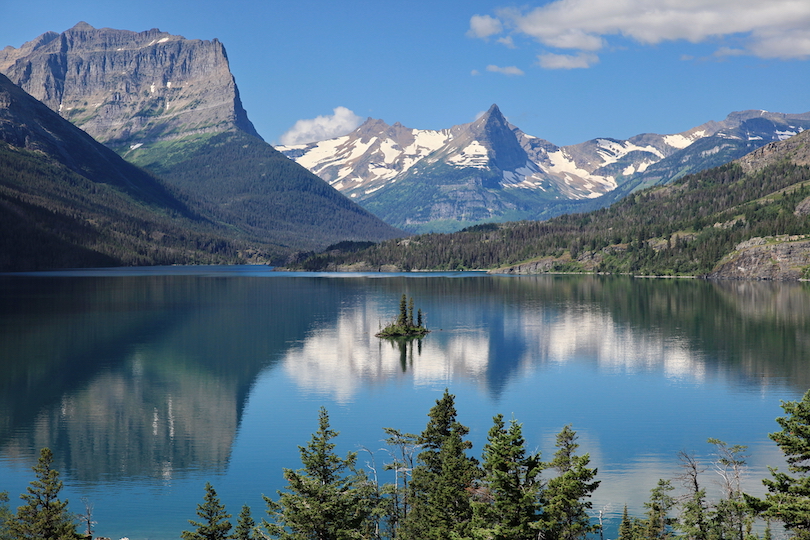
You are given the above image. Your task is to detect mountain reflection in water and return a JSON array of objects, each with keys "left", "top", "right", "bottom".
[{"left": 0, "top": 271, "right": 807, "bottom": 539}]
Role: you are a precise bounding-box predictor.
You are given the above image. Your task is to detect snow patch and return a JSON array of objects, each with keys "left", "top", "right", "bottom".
[
  {"left": 378, "top": 139, "right": 401, "bottom": 164},
  {"left": 130, "top": 143, "right": 143, "bottom": 150},
  {"left": 157, "top": 37, "right": 169, "bottom": 43},
  {"left": 777, "top": 130, "right": 798, "bottom": 140},
  {"left": 663, "top": 130, "right": 706, "bottom": 149},
  {"left": 447, "top": 141, "right": 488, "bottom": 168}
]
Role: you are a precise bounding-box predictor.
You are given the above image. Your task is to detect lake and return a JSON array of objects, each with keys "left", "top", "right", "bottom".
[{"left": 0, "top": 268, "right": 808, "bottom": 539}]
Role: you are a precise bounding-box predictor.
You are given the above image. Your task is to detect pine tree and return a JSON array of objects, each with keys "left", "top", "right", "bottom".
[
  {"left": 750, "top": 389, "right": 810, "bottom": 539},
  {"left": 644, "top": 480, "right": 675, "bottom": 540},
  {"left": 10, "top": 447, "right": 78, "bottom": 540},
  {"left": 400, "top": 389, "right": 479, "bottom": 540},
  {"left": 181, "top": 482, "right": 232, "bottom": 540},
  {"left": 472, "top": 414, "right": 543, "bottom": 540},
  {"left": 617, "top": 505, "right": 642, "bottom": 540},
  {"left": 532, "top": 425, "right": 600, "bottom": 540},
  {"left": 233, "top": 504, "right": 256, "bottom": 540},
  {"left": 0, "top": 491, "right": 14, "bottom": 540},
  {"left": 264, "top": 406, "right": 374, "bottom": 540}
]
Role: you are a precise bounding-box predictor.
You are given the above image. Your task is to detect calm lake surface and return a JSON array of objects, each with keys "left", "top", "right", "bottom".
[{"left": 1, "top": 268, "right": 809, "bottom": 539}]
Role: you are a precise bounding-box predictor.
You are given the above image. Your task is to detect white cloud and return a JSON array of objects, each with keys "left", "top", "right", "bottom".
[
  {"left": 486, "top": 64, "right": 526, "bottom": 76},
  {"left": 279, "top": 106, "right": 363, "bottom": 145},
  {"left": 467, "top": 14, "right": 503, "bottom": 39},
  {"left": 538, "top": 52, "right": 599, "bottom": 69},
  {"left": 471, "top": 0, "right": 810, "bottom": 67}
]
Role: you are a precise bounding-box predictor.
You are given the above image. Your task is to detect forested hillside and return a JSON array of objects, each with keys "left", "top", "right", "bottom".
[{"left": 293, "top": 154, "right": 810, "bottom": 279}]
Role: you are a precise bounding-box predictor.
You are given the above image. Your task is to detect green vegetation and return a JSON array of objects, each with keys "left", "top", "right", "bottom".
[
  {"left": 182, "top": 483, "right": 233, "bottom": 540},
  {"left": 8, "top": 390, "right": 810, "bottom": 539},
  {"left": 376, "top": 295, "right": 429, "bottom": 338},
  {"left": 292, "top": 161, "right": 810, "bottom": 276},
  {"left": 7, "top": 448, "right": 79, "bottom": 540}
]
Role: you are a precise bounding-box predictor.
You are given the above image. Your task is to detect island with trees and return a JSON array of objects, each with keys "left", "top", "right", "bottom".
[{"left": 376, "top": 294, "right": 429, "bottom": 338}]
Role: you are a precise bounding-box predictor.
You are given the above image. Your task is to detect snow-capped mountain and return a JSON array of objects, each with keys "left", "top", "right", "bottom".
[{"left": 278, "top": 105, "right": 810, "bottom": 232}]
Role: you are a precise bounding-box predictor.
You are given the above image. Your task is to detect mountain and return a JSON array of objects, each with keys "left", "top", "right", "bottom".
[
  {"left": 278, "top": 105, "right": 810, "bottom": 233},
  {"left": 288, "top": 128, "right": 810, "bottom": 280},
  {"left": 0, "top": 72, "right": 265, "bottom": 271},
  {"left": 1, "top": 23, "right": 402, "bottom": 251},
  {"left": 0, "top": 21, "right": 260, "bottom": 147}
]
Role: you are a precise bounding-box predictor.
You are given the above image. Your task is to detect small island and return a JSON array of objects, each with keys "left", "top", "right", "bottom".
[{"left": 376, "top": 294, "right": 430, "bottom": 338}]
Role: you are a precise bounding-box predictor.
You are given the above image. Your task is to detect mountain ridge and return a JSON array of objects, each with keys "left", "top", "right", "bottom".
[
  {"left": 279, "top": 105, "right": 810, "bottom": 232},
  {"left": 1, "top": 23, "right": 403, "bottom": 255}
]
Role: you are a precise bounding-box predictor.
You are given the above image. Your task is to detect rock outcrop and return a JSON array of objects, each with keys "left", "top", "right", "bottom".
[
  {"left": 0, "top": 21, "right": 259, "bottom": 147},
  {"left": 708, "top": 236, "right": 810, "bottom": 281}
]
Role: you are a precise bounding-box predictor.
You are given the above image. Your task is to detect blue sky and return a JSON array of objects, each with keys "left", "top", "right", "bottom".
[{"left": 3, "top": 0, "right": 810, "bottom": 146}]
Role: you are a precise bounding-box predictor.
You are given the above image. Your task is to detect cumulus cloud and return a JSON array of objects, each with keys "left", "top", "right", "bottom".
[
  {"left": 279, "top": 106, "right": 363, "bottom": 145},
  {"left": 470, "top": 0, "right": 810, "bottom": 67},
  {"left": 486, "top": 64, "right": 526, "bottom": 76},
  {"left": 467, "top": 14, "right": 503, "bottom": 39},
  {"left": 538, "top": 52, "right": 599, "bottom": 69}
]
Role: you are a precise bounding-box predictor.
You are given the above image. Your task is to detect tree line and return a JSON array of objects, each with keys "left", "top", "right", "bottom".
[
  {"left": 291, "top": 161, "right": 810, "bottom": 275},
  {"left": 5, "top": 389, "right": 810, "bottom": 540}
]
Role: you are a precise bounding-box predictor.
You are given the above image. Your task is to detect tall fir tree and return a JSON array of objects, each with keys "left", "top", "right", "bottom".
[
  {"left": 9, "top": 447, "right": 78, "bottom": 540},
  {"left": 264, "top": 406, "right": 374, "bottom": 540},
  {"left": 750, "top": 389, "right": 810, "bottom": 539},
  {"left": 532, "top": 425, "right": 600, "bottom": 540},
  {"left": 472, "top": 414, "right": 543, "bottom": 540},
  {"left": 181, "top": 482, "right": 233, "bottom": 540},
  {"left": 233, "top": 504, "right": 256, "bottom": 540},
  {"left": 0, "top": 491, "right": 14, "bottom": 540},
  {"left": 400, "top": 389, "right": 479, "bottom": 540},
  {"left": 643, "top": 480, "right": 675, "bottom": 540}
]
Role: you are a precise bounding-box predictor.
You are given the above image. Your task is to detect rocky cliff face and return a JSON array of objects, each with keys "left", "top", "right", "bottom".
[
  {"left": 0, "top": 21, "right": 259, "bottom": 147},
  {"left": 708, "top": 236, "right": 810, "bottom": 281}
]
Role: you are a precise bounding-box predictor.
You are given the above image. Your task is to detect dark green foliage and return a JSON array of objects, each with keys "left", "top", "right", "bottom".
[
  {"left": 376, "top": 295, "right": 429, "bottom": 338},
  {"left": 181, "top": 482, "right": 233, "bottom": 540},
  {"left": 0, "top": 491, "right": 13, "bottom": 540},
  {"left": 10, "top": 447, "right": 78, "bottom": 540},
  {"left": 0, "top": 142, "right": 274, "bottom": 270},
  {"left": 472, "top": 414, "right": 543, "bottom": 540},
  {"left": 142, "top": 130, "right": 402, "bottom": 251},
  {"left": 644, "top": 480, "right": 676, "bottom": 540},
  {"left": 233, "top": 505, "right": 256, "bottom": 540},
  {"left": 401, "top": 389, "right": 479, "bottom": 540},
  {"left": 293, "top": 161, "right": 810, "bottom": 275},
  {"left": 750, "top": 389, "right": 810, "bottom": 539},
  {"left": 618, "top": 505, "right": 644, "bottom": 540},
  {"left": 264, "top": 407, "right": 374, "bottom": 540},
  {"left": 533, "top": 425, "right": 600, "bottom": 540}
]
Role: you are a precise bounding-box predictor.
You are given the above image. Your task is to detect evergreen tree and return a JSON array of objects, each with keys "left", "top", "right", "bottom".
[
  {"left": 644, "top": 480, "right": 675, "bottom": 540},
  {"left": 181, "top": 482, "right": 233, "bottom": 540},
  {"left": 617, "top": 505, "right": 643, "bottom": 540},
  {"left": 0, "top": 491, "right": 14, "bottom": 540},
  {"left": 398, "top": 295, "right": 408, "bottom": 327},
  {"left": 750, "top": 389, "right": 810, "bottom": 539},
  {"left": 264, "top": 406, "right": 374, "bottom": 540},
  {"left": 233, "top": 504, "right": 256, "bottom": 540},
  {"left": 532, "top": 425, "right": 600, "bottom": 540},
  {"left": 10, "top": 447, "right": 78, "bottom": 540},
  {"left": 400, "top": 389, "right": 479, "bottom": 540},
  {"left": 472, "top": 414, "right": 543, "bottom": 540}
]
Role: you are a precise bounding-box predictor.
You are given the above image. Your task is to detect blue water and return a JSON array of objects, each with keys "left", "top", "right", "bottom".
[{"left": 0, "top": 269, "right": 807, "bottom": 539}]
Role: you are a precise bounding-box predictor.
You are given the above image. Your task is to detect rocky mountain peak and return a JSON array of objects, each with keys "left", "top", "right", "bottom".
[{"left": 0, "top": 23, "right": 260, "bottom": 148}]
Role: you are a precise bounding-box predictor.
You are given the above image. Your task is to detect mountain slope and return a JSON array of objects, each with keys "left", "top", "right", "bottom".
[
  {"left": 1, "top": 23, "right": 403, "bottom": 250},
  {"left": 279, "top": 106, "right": 810, "bottom": 233},
  {"left": 289, "top": 129, "right": 810, "bottom": 280},
  {"left": 0, "top": 73, "right": 268, "bottom": 271}
]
